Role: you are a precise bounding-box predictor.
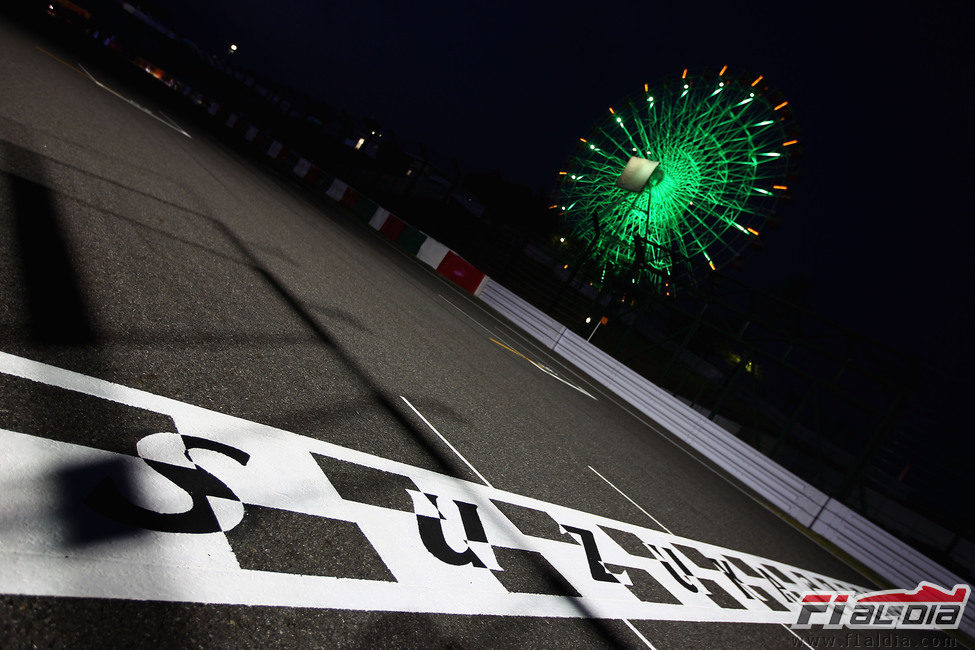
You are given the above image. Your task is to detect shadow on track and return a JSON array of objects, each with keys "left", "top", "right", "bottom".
[
  {"left": 211, "top": 219, "right": 634, "bottom": 647},
  {"left": 0, "top": 129, "right": 631, "bottom": 645},
  {"left": 3, "top": 142, "right": 94, "bottom": 344},
  {"left": 0, "top": 140, "right": 150, "bottom": 550}
]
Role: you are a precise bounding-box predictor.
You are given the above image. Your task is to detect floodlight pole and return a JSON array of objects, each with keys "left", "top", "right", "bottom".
[
  {"left": 587, "top": 320, "right": 602, "bottom": 341},
  {"left": 548, "top": 212, "right": 601, "bottom": 314}
]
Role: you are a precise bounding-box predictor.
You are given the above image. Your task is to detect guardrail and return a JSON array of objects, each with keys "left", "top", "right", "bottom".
[
  {"left": 199, "top": 100, "right": 489, "bottom": 298},
  {"left": 480, "top": 280, "right": 828, "bottom": 526},
  {"left": 478, "top": 278, "right": 974, "bottom": 637}
]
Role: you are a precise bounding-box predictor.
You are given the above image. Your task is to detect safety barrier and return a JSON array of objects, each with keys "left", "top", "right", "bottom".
[
  {"left": 477, "top": 278, "right": 974, "bottom": 637},
  {"left": 175, "top": 89, "right": 486, "bottom": 297},
  {"left": 479, "top": 280, "right": 828, "bottom": 527},
  {"left": 811, "top": 499, "right": 974, "bottom": 634}
]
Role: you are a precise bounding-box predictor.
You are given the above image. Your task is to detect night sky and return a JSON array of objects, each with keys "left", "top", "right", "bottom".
[{"left": 159, "top": 1, "right": 974, "bottom": 375}]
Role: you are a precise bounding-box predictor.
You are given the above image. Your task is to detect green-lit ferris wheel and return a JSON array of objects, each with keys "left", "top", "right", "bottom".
[{"left": 556, "top": 66, "right": 797, "bottom": 292}]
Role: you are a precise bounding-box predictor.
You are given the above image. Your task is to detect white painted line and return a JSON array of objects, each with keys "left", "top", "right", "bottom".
[
  {"left": 0, "top": 351, "right": 868, "bottom": 622},
  {"left": 622, "top": 619, "right": 658, "bottom": 649},
  {"left": 464, "top": 286, "right": 884, "bottom": 589},
  {"left": 400, "top": 395, "right": 494, "bottom": 489},
  {"left": 438, "top": 285, "right": 872, "bottom": 591},
  {"left": 587, "top": 466, "right": 666, "bottom": 648},
  {"left": 158, "top": 110, "right": 190, "bottom": 137},
  {"left": 78, "top": 65, "right": 191, "bottom": 138},
  {"left": 588, "top": 391, "right": 875, "bottom": 581},
  {"left": 443, "top": 290, "right": 605, "bottom": 396},
  {"left": 438, "top": 294, "right": 499, "bottom": 340},
  {"left": 455, "top": 283, "right": 875, "bottom": 583},
  {"left": 781, "top": 624, "right": 814, "bottom": 649},
  {"left": 587, "top": 466, "right": 673, "bottom": 535},
  {"left": 591, "top": 468, "right": 814, "bottom": 647},
  {"left": 439, "top": 294, "right": 597, "bottom": 400},
  {"left": 490, "top": 337, "right": 598, "bottom": 400}
]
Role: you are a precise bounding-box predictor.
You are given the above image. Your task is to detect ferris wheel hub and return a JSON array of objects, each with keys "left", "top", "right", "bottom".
[
  {"left": 616, "top": 156, "right": 661, "bottom": 192},
  {"left": 560, "top": 68, "right": 794, "bottom": 290}
]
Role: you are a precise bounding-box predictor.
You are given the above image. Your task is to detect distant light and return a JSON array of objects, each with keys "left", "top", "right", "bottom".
[
  {"left": 563, "top": 264, "right": 569, "bottom": 269},
  {"left": 585, "top": 317, "right": 592, "bottom": 324},
  {"left": 559, "top": 237, "right": 566, "bottom": 243},
  {"left": 371, "top": 131, "right": 375, "bottom": 135},
  {"left": 719, "top": 64, "right": 728, "bottom": 76},
  {"left": 229, "top": 44, "right": 238, "bottom": 52},
  {"left": 751, "top": 75, "right": 763, "bottom": 87},
  {"left": 774, "top": 101, "right": 789, "bottom": 111},
  {"left": 354, "top": 137, "right": 365, "bottom": 150}
]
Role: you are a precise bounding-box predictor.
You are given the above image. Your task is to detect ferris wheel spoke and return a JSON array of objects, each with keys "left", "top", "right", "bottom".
[{"left": 559, "top": 68, "right": 794, "bottom": 291}]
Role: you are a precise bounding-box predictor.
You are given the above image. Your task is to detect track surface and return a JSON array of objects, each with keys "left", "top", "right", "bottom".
[{"left": 0, "top": 18, "right": 962, "bottom": 649}]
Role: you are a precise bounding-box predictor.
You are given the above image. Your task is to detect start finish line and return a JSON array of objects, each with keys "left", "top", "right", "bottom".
[{"left": 0, "top": 352, "right": 865, "bottom": 622}]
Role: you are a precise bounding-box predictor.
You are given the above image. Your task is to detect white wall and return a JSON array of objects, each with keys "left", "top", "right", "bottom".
[{"left": 478, "top": 278, "right": 974, "bottom": 637}]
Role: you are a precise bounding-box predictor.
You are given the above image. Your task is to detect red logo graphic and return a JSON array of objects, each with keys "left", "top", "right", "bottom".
[{"left": 792, "top": 582, "right": 970, "bottom": 630}]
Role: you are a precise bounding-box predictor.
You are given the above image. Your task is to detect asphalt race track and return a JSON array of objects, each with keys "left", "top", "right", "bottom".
[{"left": 0, "top": 17, "right": 964, "bottom": 649}]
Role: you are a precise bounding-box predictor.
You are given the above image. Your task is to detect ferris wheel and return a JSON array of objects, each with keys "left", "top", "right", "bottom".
[{"left": 556, "top": 66, "right": 798, "bottom": 292}]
